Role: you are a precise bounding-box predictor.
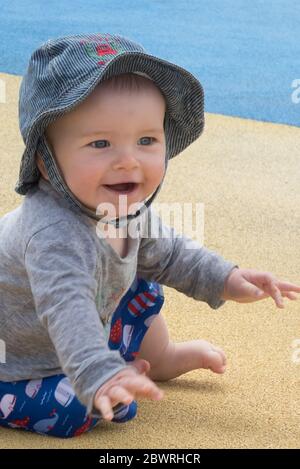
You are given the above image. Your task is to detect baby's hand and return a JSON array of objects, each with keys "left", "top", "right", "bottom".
[
  {"left": 222, "top": 267, "right": 300, "bottom": 308},
  {"left": 93, "top": 358, "right": 164, "bottom": 421}
]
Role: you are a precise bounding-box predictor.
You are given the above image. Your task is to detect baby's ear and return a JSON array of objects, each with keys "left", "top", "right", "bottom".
[{"left": 35, "top": 152, "right": 49, "bottom": 181}]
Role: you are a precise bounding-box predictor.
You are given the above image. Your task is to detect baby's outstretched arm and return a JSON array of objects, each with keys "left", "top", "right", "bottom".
[
  {"left": 222, "top": 267, "right": 300, "bottom": 308},
  {"left": 93, "top": 358, "right": 164, "bottom": 421}
]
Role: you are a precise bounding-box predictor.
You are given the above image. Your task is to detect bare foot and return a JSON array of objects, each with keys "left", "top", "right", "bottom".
[
  {"left": 191, "top": 339, "right": 226, "bottom": 374},
  {"left": 148, "top": 339, "right": 226, "bottom": 381}
]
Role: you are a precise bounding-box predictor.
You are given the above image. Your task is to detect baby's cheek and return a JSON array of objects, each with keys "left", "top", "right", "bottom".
[{"left": 154, "top": 163, "right": 166, "bottom": 185}]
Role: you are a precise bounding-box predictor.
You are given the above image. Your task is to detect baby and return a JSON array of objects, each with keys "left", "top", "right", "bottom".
[{"left": 0, "top": 33, "right": 299, "bottom": 438}]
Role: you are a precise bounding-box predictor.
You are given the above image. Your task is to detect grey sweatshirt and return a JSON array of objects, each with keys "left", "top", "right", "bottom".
[{"left": 0, "top": 178, "right": 237, "bottom": 417}]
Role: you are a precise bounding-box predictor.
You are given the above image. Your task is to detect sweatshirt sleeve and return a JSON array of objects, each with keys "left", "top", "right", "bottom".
[
  {"left": 137, "top": 207, "right": 238, "bottom": 309},
  {"left": 24, "top": 219, "right": 128, "bottom": 417}
]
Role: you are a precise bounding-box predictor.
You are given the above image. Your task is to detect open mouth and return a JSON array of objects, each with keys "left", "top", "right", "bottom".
[{"left": 103, "top": 183, "right": 139, "bottom": 194}]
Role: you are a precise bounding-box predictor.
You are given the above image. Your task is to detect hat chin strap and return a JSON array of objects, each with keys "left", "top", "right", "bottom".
[
  {"left": 97, "top": 183, "right": 163, "bottom": 229},
  {"left": 37, "top": 135, "right": 168, "bottom": 228}
]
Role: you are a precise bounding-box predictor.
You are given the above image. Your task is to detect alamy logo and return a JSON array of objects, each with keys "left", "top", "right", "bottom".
[{"left": 95, "top": 197, "right": 205, "bottom": 249}]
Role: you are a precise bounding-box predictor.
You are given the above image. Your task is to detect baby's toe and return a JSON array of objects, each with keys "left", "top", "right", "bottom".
[
  {"left": 211, "top": 345, "right": 226, "bottom": 366},
  {"left": 206, "top": 348, "right": 226, "bottom": 374}
]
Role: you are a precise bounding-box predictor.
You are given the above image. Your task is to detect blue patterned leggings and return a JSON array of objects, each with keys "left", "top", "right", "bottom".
[{"left": 0, "top": 276, "right": 164, "bottom": 438}]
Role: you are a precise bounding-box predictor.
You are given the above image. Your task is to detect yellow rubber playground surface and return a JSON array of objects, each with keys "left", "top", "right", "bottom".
[{"left": 0, "top": 72, "right": 299, "bottom": 448}]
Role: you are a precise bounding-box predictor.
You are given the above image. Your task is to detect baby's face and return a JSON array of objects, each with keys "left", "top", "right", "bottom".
[{"left": 37, "top": 79, "right": 166, "bottom": 217}]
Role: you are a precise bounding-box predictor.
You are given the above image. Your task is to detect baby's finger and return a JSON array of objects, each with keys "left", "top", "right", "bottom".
[
  {"left": 131, "top": 358, "right": 151, "bottom": 375},
  {"left": 95, "top": 395, "right": 114, "bottom": 421},
  {"left": 268, "top": 282, "right": 284, "bottom": 308},
  {"left": 120, "top": 375, "right": 163, "bottom": 400},
  {"left": 282, "top": 291, "right": 299, "bottom": 300},
  {"left": 107, "top": 385, "right": 134, "bottom": 408},
  {"left": 276, "top": 281, "right": 300, "bottom": 293}
]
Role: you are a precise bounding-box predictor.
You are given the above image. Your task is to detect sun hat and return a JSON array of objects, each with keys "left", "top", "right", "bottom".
[{"left": 16, "top": 32, "right": 205, "bottom": 228}]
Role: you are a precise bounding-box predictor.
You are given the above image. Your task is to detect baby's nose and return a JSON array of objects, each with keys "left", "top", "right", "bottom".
[{"left": 112, "top": 152, "right": 139, "bottom": 170}]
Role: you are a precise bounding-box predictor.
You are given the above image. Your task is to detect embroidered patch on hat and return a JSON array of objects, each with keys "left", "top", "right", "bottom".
[{"left": 80, "top": 35, "right": 127, "bottom": 66}]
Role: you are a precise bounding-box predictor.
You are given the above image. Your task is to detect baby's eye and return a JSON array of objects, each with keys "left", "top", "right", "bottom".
[
  {"left": 139, "top": 137, "right": 155, "bottom": 145},
  {"left": 89, "top": 140, "right": 109, "bottom": 149}
]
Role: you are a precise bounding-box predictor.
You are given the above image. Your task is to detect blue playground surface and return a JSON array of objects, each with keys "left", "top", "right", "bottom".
[{"left": 1, "top": 0, "right": 299, "bottom": 126}]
